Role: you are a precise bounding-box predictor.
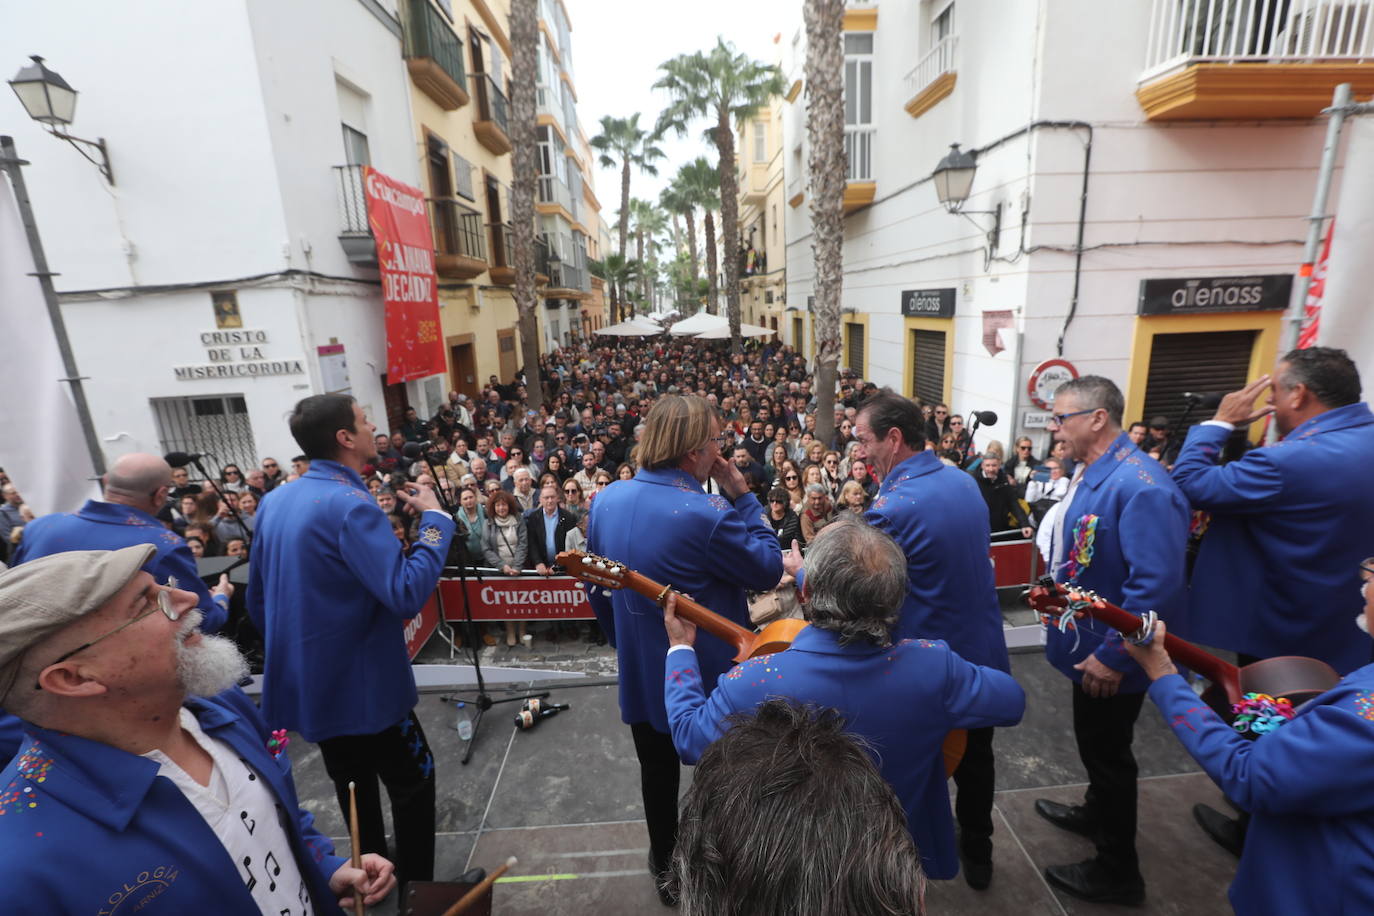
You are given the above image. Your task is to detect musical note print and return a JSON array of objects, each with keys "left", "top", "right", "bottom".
[
  {"left": 264, "top": 851, "right": 282, "bottom": 892},
  {"left": 240, "top": 810, "right": 256, "bottom": 835},
  {"left": 242, "top": 855, "right": 257, "bottom": 893}
]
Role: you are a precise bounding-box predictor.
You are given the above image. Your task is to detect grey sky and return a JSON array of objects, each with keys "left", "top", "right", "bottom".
[{"left": 567, "top": 0, "right": 797, "bottom": 226}]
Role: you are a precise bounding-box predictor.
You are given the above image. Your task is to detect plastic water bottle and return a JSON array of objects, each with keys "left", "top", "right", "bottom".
[{"left": 456, "top": 702, "right": 473, "bottom": 741}]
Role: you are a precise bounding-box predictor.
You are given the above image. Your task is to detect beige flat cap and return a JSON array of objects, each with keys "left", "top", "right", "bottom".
[{"left": 0, "top": 544, "right": 156, "bottom": 699}]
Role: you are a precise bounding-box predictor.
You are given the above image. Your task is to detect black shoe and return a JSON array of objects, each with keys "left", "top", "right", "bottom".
[
  {"left": 1034, "top": 798, "right": 1099, "bottom": 839},
  {"left": 961, "top": 854, "right": 993, "bottom": 891},
  {"left": 1044, "top": 858, "right": 1145, "bottom": 906},
  {"left": 1193, "top": 803, "right": 1244, "bottom": 857},
  {"left": 452, "top": 866, "right": 486, "bottom": 885}
]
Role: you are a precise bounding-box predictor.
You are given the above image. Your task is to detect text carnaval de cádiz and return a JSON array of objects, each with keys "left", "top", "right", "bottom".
[{"left": 381, "top": 244, "right": 435, "bottom": 303}]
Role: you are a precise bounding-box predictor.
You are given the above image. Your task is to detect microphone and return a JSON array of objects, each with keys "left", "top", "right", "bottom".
[
  {"left": 973, "top": 410, "right": 998, "bottom": 427},
  {"left": 164, "top": 451, "right": 206, "bottom": 468},
  {"left": 1183, "top": 392, "right": 1224, "bottom": 410},
  {"left": 402, "top": 440, "right": 437, "bottom": 460}
]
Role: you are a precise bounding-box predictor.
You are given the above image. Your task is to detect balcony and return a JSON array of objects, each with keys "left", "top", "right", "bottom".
[
  {"left": 741, "top": 160, "right": 769, "bottom": 206},
  {"left": 904, "top": 35, "right": 958, "bottom": 119},
  {"left": 788, "top": 174, "right": 804, "bottom": 208},
  {"left": 1139, "top": 0, "right": 1374, "bottom": 120},
  {"left": 486, "top": 222, "right": 551, "bottom": 285},
  {"left": 473, "top": 73, "right": 512, "bottom": 155},
  {"left": 404, "top": 0, "right": 470, "bottom": 110},
  {"left": 334, "top": 165, "right": 376, "bottom": 267},
  {"left": 428, "top": 198, "right": 487, "bottom": 280},
  {"left": 843, "top": 126, "right": 876, "bottom": 213},
  {"left": 537, "top": 175, "right": 575, "bottom": 220}
]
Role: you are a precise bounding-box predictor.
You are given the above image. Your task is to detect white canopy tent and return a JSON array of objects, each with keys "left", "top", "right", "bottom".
[
  {"left": 594, "top": 316, "right": 662, "bottom": 336},
  {"left": 695, "top": 321, "right": 775, "bottom": 339},
  {"left": 667, "top": 311, "right": 728, "bottom": 336}
]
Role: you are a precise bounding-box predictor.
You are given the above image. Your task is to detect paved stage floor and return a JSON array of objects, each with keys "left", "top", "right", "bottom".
[{"left": 287, "top": 637, "right": 1242, "bottom": 915}]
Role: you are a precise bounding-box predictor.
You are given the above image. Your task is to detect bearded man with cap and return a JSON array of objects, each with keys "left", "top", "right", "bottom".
[{"left": 0, "top": 545, "right": 395, "bottom": 914}]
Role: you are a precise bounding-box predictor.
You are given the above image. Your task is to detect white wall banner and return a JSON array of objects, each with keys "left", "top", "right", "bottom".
[{"left": 0, "top": 169, "right": 102, "bottom": 516}]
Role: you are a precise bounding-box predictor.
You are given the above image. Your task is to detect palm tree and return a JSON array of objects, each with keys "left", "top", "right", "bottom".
[
  {"left": 630, "top": 200, "right": 668, "bottom": 309},
  {"left": 805, "top": 0, "right": 844, "bottom": 448},
  {"left": 677, "top": 157, "right": 720, "bottom": 316},
  {"left": 658, "top": 184, "right": 687, "bottom": 261},
  {"left": 508, "top": 0, "right": 543, "bottom": 409},
  {"left": 656, "top": 40, "right": 785, "bottom": 351},
  {"left": 592, "top": 253, "right": 643, "bottom": 320},
  {"left": 589, "top": 114, "right": 665, "bottom": 265}
]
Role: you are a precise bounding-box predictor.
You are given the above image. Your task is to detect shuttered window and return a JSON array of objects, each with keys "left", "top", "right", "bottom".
[
  {"left": 452, "top": 152, "right": 476, "bottom": 201},
  {"left": 793, "top": 316, "right": 804, "bottom": 352},
  {"left": 845, "top": 321, "right": 865, "bottom": 374},
  {"left": 911, "top": 328, "right": 946, "bottom": 407},
  {"left": 1140, "top": 330, "right": 1255, "bottom": 430}
]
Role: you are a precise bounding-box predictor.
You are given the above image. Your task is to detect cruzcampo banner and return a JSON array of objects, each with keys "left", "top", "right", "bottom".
[{"left": 364, "top": 167, "right": 444, "bottom": 383}]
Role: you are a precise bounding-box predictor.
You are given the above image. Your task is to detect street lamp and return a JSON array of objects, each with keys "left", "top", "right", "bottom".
[
  {"left": 8, "top": 55, "right": 114, "bottom": 184},
  {"left": 931, "top": 142, "right": 1000, "bottom": 255},
  {"left": 932, "top": 143, "right": 977, "bottom": 212}
]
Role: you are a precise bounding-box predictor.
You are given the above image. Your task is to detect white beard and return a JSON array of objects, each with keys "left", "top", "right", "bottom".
[{"left": 174, "top": 611, "right": 250, "bottom": 697}]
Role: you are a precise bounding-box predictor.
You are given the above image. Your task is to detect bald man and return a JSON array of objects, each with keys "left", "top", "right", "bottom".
[{"left": 12, "top": 453, "right": 231, "bottom": 634}]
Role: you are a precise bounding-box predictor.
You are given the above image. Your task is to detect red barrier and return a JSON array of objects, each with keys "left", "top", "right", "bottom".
[
  {"left": 436, "top": 575, "right": 595, "bottom": 622},
  {"left": 405, "top": 593, "right": 443, "bottom": 659},
  {"left": 989, "top": 539, "right": 1039, "bottom": 589}
]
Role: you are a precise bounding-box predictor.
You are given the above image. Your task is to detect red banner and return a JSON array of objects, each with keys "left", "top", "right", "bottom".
[
  {"left": 363, "top": 167, "right": 445, "bottom": 383},
  {"left": 404, "top": 593, "right": 443, "bottom": 660},
  {"left": 1299, "top": 218, "right": 1334, "bottom": 349},
  {"left": 436, "top": 575, "right": 595, "bottom": 622}
]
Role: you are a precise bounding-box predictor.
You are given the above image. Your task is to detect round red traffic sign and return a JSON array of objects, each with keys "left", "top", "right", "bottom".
[{"left": 1027, "top": 359, "right": 1079, "bottom": 410}]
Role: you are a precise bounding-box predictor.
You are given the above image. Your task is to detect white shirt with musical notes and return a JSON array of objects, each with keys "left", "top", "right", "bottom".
[{"left": 143, "top": 708, "right": 311, "bottom": 915}]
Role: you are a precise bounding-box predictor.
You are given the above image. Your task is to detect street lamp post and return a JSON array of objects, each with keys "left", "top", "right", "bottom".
[
  {"left": 931, "top": 142, "right": 1001, "bottom": 254},
  {"left": 8, "top": 56, "right": 114, "bottom": 184}
]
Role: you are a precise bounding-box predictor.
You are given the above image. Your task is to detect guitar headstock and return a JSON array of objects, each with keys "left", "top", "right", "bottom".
[
  {"left": 1025, "top": 578, "right": 1107, "bottom": 622},
  {"left": 555, "top": 550, "right": 628, "bottom": 590}
]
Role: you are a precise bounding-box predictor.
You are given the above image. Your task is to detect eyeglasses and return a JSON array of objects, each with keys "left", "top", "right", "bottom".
[
  {"left": 1362, "top": 559, "right": 1374, "bottom": 580},
  {"left": 1047, "top": 408, "right": 1099, "bottom": 428},
  {"left": 37, "top": 581, "right": 183, "bottom": 689},
  {"left": 263, "top": 463, "right": 278, "bottom": 469},
  {"left": 708, "top": 435, "right": 731, "bottom": 447},
  {"left": 1018, "top": 444, "right": 1033, "bottom": 450},
  {"left": 564, "top": 488, "right": 580, "bottom": 495},
  {"left": 784, "top": 474, "right": 798, "bottom": 481}
]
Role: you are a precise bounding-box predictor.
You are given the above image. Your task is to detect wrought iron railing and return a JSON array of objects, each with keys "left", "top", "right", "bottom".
[
  {"left": 334, "top": 164, "right": 370, "bottom": 235},
  {"left": 403, "top": 0, "right": 467, "bottom": 91},
  {"left": 428, "top": 198, "right": 486, "bottom": 261},
  {"left": 474, "top": 73, "right": 508, "bottom": 133}
]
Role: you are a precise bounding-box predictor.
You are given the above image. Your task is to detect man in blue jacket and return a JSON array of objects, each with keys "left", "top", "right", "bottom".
[
  {"left": 0, "top": 544, "right": 394, "bottom": 913},
  {"left": 249, "top": 394, "right": 453, "bottom": 890},
  {"left": 586, "top": 393, "right": 782, "bottom": 905},
  {"left": 1119, "top": 555, "right": 1374, "bottom": 916},
  {"left": 1172, "top": 346, "right": 1374, "bottom": 853},
  {"left": 785, "top": 388, "right": 1013, "bottom": 889},
  {"left": 665, "top": 519, "right": 1025, "bottom": 882},
  {"left": 1035, "top": 376, "right": 1190, "bottom": 905}
]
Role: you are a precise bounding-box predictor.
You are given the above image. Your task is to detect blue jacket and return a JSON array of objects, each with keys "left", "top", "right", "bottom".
[
  {"left": 1150, "top": 664, "right": 1374, "bottom": 915},
  {"left": 865, "top": 450, "right": 1010, "bottom": 672},
  {"left": 664, "top": 628, "right": 1025, "bottom": 880},
  {"left": 1173, "top": 404, "right": 1374, "bottom": 673},
  {"left": 1045, "top": 433, "right": 1190, "bottom": 694},
  {"left": 0, "top": 689, "right": 347, "bottom": 914},
  {"left": 248, "top": 460, "right": 453, "bottom": 741},
  {"left": 586, "top": 469, "right": 783, "bottom": 732},
  {"left": 12, "top": 500, "right": 227, "bottom": 633}
]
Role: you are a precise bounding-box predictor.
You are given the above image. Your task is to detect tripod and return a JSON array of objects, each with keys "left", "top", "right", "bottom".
[{"left": 416, "top": 449, "right": 547, "bottom": 765}]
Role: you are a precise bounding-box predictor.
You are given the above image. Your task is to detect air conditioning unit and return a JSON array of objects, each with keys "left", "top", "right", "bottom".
[{"left": 1281, "top": 2, "right": 1372, "bottom": 56}]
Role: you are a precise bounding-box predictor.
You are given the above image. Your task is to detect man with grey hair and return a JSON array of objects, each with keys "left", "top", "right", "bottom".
[
  {"left": 1034, "top": 375, "right": 1189, "bottom": 904},
  {"left": 0, "top": 483, "right": 26, "bottom": 544},
  {"left": 0, "top": 545, "right": 396, "bottom": 912},
  {"left": 13, "top": 453, "right": 231, "bottom": 634},
  {"left": 663, "top": 519, "right": 1024, "bottom": 885}
]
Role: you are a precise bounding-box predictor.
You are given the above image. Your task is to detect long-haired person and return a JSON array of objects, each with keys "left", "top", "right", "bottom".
[{"left": 586, "top": 395, "right": 782, "bottom": 906}]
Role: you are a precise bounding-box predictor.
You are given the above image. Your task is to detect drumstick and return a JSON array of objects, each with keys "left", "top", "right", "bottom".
[
  {"left": 348, "top": 781, "right": 365, "bottom": 916},
  {"left": 442, "top": 856, "right": 518, "bottom": 916}
]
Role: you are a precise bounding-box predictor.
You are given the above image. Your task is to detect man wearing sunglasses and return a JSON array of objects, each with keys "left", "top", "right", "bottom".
[
  {"left": 1034, "top": 376, "right": 1189, "bottom": 905},
  {"left": 0, "top": 545, "right": 395, "bottom": 913},
  {"left": 1172, "top": 347, "right": 1374, "bottom": 854}
]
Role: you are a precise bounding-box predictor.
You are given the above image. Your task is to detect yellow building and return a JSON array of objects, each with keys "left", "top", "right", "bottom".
[
  {"left": 735, "top": 57, "right": 787, "bottom": 337},
  {"left": 398, "top": 0, "right": 602, "bottom": 404}
]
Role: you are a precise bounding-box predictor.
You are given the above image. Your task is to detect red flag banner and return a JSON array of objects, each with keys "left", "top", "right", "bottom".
[
  {"left": 1299, "top": 218, "right": 1333, "bottom": 350},
  {"left": 364, "top": 167, "right": 445, "bottom": 382}
]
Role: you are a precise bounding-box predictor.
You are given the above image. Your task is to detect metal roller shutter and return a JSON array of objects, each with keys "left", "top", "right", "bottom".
[
  {"left": 1140, "top": 330, "right": 1255, "bottom": 430},
  {"left": 845, "top": 321, "right": 865, "bottom": 373},
  {"left": 911, "top": 328, "right": 946, "bottom": 407}
]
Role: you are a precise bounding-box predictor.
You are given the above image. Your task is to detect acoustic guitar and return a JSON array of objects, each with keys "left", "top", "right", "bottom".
[
  {"left": 1026, "top": 578, "right": 1340, "bottom": 718},
  {"left": 557, "top": 549, "right": 968, "bottom": 776}
]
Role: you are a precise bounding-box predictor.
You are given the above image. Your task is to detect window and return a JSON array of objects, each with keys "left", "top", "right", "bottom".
[
  {"left": 910, "top": 328, "right": 947, "bottom": 407},
  {"left": 843, "top": 33, "right": 874, "bottom": 181},
  {"left": 151, "top": 395, "right": 259, "bottom": 473},
  {"left": 933, "top": 1, "right": 955, "bottom": 41},
  {"left": 452, "top": 151, "right": 476, "bottom": 201},
  {"left": 341, "top": 125, "right": 370, "bottom": 167},
  {"left": 845, "top": 321, "right": 865, "bottom": 373},
  {"left": 753, "top": 121, "right": 766, "bottom": 162}
]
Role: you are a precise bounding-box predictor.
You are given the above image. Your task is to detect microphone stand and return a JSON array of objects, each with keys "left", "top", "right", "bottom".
[
  {"left": 187, "top": 454, "right": 253, "bottom": 550},
  {"left": 1163, "top": 400, "right": 1200, "bottom": 468},
  {"left": 414, "top": 447, "right": 548, "bottom": 765}
]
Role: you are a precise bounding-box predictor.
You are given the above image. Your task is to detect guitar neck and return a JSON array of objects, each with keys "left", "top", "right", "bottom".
[
  {"left": 1077, "top": 600, "right": 1237, "bottom": 686},
  {"left": 618, "top": 570, "right": 756, "bottom": 662}
]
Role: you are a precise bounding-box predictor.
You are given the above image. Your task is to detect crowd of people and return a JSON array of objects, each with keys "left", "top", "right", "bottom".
[{"left": 0, "top": 332, "right": 1370, "bottom": 915}]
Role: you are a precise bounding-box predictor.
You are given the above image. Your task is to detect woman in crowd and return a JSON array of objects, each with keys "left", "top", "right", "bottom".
[
  {"left": 820, "top": 450, "right": 845, "bottom": 500},
  {"left": 219, "top": 464, "right": 247, "bottom": 494},
  {"left": 804, "top": 440, "right": 825, "bottom": 470},
  {"left": 801, "top": 465, "right": 825, "bottom": 498},
  {"left": 616, "top": 463, "right": 635, "bottom": 481},
  {"left": 173, "top": 494, "right": 199, "bottom": 531},
  {"left": 482, "top": 490, "right": 528, "bottom": 648},
  {"left": 236, "top": 490, "right": 258, "bottom": 524},
  {"left": 836, "top": 480, "right": 869, "bottom": 517},
  {"left": 545, "top": 451, "right": 569, "bottom": 483},
  {"left": 833, "top": 418, "right": 855, "bottom": 452},
  {"left": 763, "top": 487, "right": 804, "bottom": 551},
  {"left": 767, "top": 443, "right": 790, "bottom": 478},
  {"left": 777, "top": 461, "right": 805, "bottom": 513},
  {"left": 185, "top": 535, "right": 206, "bottom": 558},
  {"left": 388, "top": 514, "right": 410, "bottom": 551},
  {"left": 562, "top": 479, "right": 587, "bottom": 521},
  {"left": 1005, "top": 436, "right": 1040, "bottom": 493},
  {"left": 849, "top": 459, "right": 878, "bottom": 498},
  {"left": 592, "top": 468, "right": 614, "bottom": 495}
]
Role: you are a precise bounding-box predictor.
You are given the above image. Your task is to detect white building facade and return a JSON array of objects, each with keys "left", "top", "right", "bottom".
[
  {"left": 784, "top": 0, "right": 1370, "bottom": 452},
  {"left": 3, "top": 0, "right": 434, "bottom": 473}
]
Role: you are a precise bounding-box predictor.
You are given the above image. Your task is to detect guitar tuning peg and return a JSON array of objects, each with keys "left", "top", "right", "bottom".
[{"left": 601, "top": 588, "right": 613, "bottom": 597}]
